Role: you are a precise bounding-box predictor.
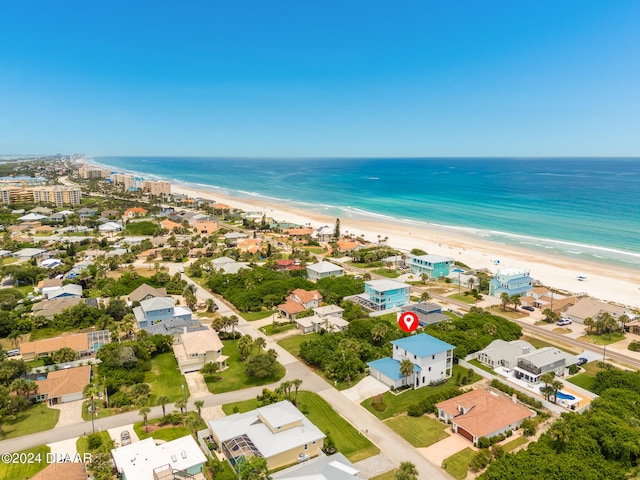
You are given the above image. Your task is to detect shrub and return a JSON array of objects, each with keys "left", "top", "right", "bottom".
[
  {"left": 109, "top": 391, "right": 132, "bottom": 408},
  {"left": 407, "top": 404, "right": 425, "bottom": 417},
  {"left": 521, "top": 419, "right": 536, "bottom": 437},
  {"left": 568, "top": 364, "right": 579, "bottom": 374},
  {"left": 87, "top": 433, "right": 103, "bottom": 450},
  {"left": 469, "top": 449, "right": 492, "bottom": 472},
  {"left": 478, "top": 436, "right": 491, "bottom": 449},
  {"left": 492, "top": 444, "right": 505, "bottom": 459},
  {"left": 371, "top": 394, "right": 386, "bottom": 412},
  {"left": 628, "top": 341, "right": 640, "bottom": 352}
]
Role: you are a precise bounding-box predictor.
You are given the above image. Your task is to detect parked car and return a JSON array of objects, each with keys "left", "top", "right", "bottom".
[
  {"left": 577, "top": 357, "right": 588, "bottom": 366},
  {"left": 521, "top": 306, "right": 535, "bottom": 312},
  {"left": 121, "top": 430, "right": 131, "bottom": 446},
  {"left": 556, "top": 318, "right": 572, "bottom": 326}
]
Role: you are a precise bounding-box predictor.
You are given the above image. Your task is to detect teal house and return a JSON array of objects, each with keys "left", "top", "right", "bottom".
[
  {"left": 409, "top": 254, "right": 453, "bottom": 279},
  {"left": 346, "top": 279, "right": 410, "bottom": 311}
]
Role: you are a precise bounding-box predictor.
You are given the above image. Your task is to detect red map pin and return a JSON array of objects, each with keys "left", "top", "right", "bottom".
[{"left": 398, "top": 311, "right": 419, "bottom": 333}]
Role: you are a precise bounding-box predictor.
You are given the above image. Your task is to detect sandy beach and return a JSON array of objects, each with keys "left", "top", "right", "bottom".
[{"left": 170, "top": 184, "right": 640, "bottom": 309}]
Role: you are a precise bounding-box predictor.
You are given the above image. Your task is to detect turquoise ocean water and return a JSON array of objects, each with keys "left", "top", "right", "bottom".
[{"left": 93, "top": 157, "right": 640, "bottom": 269}]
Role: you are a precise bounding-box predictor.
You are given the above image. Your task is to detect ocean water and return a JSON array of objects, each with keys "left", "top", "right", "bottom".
[{"left": 93, "top": 157, "right": 640, "bottom": 268}]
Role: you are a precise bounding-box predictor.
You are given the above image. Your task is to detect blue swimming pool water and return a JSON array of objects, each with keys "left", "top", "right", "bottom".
[{"left": 555, "top": 391, "right": 576, "bottom": 401}]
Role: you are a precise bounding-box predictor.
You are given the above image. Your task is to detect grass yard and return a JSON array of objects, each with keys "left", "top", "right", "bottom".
[
  {"left": 384, "top": 415, "right": 449, "bottom": 447},
  {"left": 241, "top": 310, "right": 273, "bottom": 321},
  {"left": 222, "top": 391, "right": 379, "bottom": 462},
  {"left": 76, "top": 431, "right": 113, "bottom": 456},
  {"left": 134, "top": 413, "right": 207, "bottom": 442},
  {"left": 520, "top": 335, "right": 579, "bottom": 354},
  {"left": 503, "top": 436, "right": 528, "bottom": 452},
  {"left": 295, "top": 392, "right": 379, "bottom": 462},
  {"left": 82, "top": 400, "right": 119, "bottom": 421},
  {"left": 0, "top": 446, "right": 50, "bottom": 480},
  {"left": 469, "top": 359, "right": 495, "bottom": 374},
  {"left": 372, "top": 268, "right": 400, "bottom": 278},
  {"left": 370, "top": 470, "right": 398, "bottom": 480},
  {"left": 204, "top": 339, "right": 285, "bottom": 394},
  {"left": 488, "top": 306, "right": 527, "bottom": 319},
  {"left": 362, "top": 365, "right": 481, "bottom": 420},
  {"left": 1, "top": 404, "right": 60, "bottom": 440},
  {"left": 144, "top": 352, "right": 189, "bottom": 403},
  {"left": 566, "top": 361, "right": 610, "bottom": 392},
  {"left": 261, "top": 322, "right": 297, "bottom": 336},
  {"left": 443, "top": 447, "right": 475, "bottom": 479},
  {"left": 278, "top": 333, "right": 322, "bottom": 357},
  {"left": 302, "top": 246, "right": 325, "bottom": 254},
  {"left": 578, "top": 332, "right": 625, "bottom": 346},
  {"left": 448, "top": 293, "right": 476, "bottom": 304}
]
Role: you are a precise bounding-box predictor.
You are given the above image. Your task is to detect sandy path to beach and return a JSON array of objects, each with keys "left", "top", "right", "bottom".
[{"left": 171, "top": 184, "right": 640, "bottom": 308}]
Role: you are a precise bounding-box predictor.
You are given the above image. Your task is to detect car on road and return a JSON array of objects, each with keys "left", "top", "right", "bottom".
[
  {"left": 178, "top": 266, "right": 185, "bottom": 273},
  {"left": 577, "top": 357, "right": 588, "bottom": 366},
  {"left": 121, "top": 430, "right": 131, "bottom": 446},
  {"left": 521, "top": 306, "right": 535, "bottom": 312},
  {"left": 556, "top": 318, "right": 572, "bottom": 326}
]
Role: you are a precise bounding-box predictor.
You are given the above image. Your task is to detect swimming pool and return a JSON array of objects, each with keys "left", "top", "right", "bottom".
[{"left": 555, "top": 391, "right": 576, "bottom": 401}]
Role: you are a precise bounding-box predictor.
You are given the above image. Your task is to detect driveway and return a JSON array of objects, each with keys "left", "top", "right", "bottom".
[
  {"left": 419, "top": 429, "right": 474, "bottom": 467},
  {"left": 354, "top": 453, "right": 397, "bottom": 479},
  {"left": 185, "top": 371, "right": 210, "bottom": 398},
  {"left": 108, "top": 424, "right": 140, "bottom": 449},
  {"left": 342, "top": 376, "right": 389, "bottom": 403},
  {"left": 47, "top": 437, "right": 78, "bottom": 458},
  {"left": 51, "top": 399, "right": 84, "bottom": 427}
]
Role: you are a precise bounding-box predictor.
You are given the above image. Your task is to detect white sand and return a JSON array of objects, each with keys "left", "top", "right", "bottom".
[{"left": 172, "top": 184, "right": 639, "bottom": 308}]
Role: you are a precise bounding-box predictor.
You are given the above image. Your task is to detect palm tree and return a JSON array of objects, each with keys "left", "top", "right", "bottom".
[
  {"left": 228, "top": 315, "right": 239, "bottom": 335},
  {"left": 395, "top": 461, "right": 418, "bottom": 480},
  {"left": 194, "top": 400, "right": 204, "bottom": 420},
  {"left": 280, "top": 380, "right": 292, "bottom": 401},
  {"left": 139, "top": 405, "right": 151, "bottom": 432},
  {"left": 599, "top": 312, "right": 618, "bottom": 339},
  {"left": 539, "top": 372, "right": 555, "bottom": 401},
  {"left": 467, "top": 277, "right": 476, "bottom": 290},
  {"left": 551, "top": 380, "right": 564, "bottom": 404},
  {"left": 421, "top": 273, "right": 429, "bottom": 285},
  {"left": 175, "top": 399, "right": 187, "bottom": 416},
  {"left": 583, "top": 317, "right": 594, "bottom": 334},
  {"left": 510, "top": 295, "right": 521, "bottom": 311},
  {"left": 618, "top": 314, "right": 630, "bottom": 332},
  {"left": 371, "top": 323, "right": 388, "bottom": 345},
  {"left": 500, "top": 292, "right": 510, "bottom": 310},
  {"left": 205, "top": 298, "right": 215, "bottom": 313},
  {"left": 238, "top": 335, "right": 254, "bottom": 360},
  {"left": 420, "top": 291, "right": 430, "bottom": 302},
  {"left": 157, "top": 395, "right": 170, "bottom": 418},
  {"left": 185, "top": 414, "right": 200, "bottom": 436},
  {"left": 84, "top": 383, "right": 100, "bottom": 434},
  {"left": 254, "top": 337, "right": 267, "bottom": 353},
  {"left": 7, "top": 331, "right": 22, "bottom": 348},
  {"left": 291, "top": 378, "right": 303, "bottom": 404},
  {"left": 399, "top": 359, "right": 415, "bottom": 388}
]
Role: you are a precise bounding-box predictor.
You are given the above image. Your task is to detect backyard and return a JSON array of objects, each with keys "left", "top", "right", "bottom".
[
  {"left": 223, "top": 391, "right": 379, "bottom": 462},
  {"left": 204, "top": 339, "right": 285, "bottom": 394},
  {"left": 144, "top": 352, "right": 189, "bottom": 403}
]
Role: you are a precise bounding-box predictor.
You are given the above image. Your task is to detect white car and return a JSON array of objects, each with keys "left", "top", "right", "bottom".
[{"left": 556, "top": 318, "right": 572, "bottom": 326}]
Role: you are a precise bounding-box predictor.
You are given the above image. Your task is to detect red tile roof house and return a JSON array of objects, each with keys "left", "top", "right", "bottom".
[
  {"left": 436, "top": 389, "right": 535, "bottom": 446},
  {"left": 123, "top": 207, "right": 149, "bottom": 219},
  {"left": 278, "top": 289, "right": 323, "bottom": 320}
]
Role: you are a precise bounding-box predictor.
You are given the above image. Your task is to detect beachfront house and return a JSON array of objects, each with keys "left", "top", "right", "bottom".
[
  {"left": 409, "top": 254, "right": 453, "bottom": 279},
  {"left": 474, "top": 339, "right": 536, "bottom": 369},
  {"left": 208, "top": 400, "right": 325, "bottom": 471},
  {"left": 367, "top": 333, "right": 454, "bottom": 389},
  {"left": 436, "top": 389, "right": 535, "bottom": 446},
  {"left": 513, "top": 347, "right": 578, "bottom": 383},
  {"left": 306, "top": 261, "right": 344, "bottom": 282},
  {"left": 488, "top": 267, "right": 534, "bottom": 297},
  {"left": 563, "top": 298, "right": 628, "bottom": 324},
  {"left": 346, "top": 279, "right": 410, "bottom": 311},
  {"left": 312, "top": 225, "right": 335, "bottom": 243}
]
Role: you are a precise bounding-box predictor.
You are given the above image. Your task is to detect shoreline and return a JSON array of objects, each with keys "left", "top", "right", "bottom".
[{"left": 169, "top": 183, "right": 640, "bottom": 309}]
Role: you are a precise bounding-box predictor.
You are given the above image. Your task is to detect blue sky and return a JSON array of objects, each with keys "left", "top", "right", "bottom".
[{"left": 1, "top": 1, "right": 639, "bottom": 156}]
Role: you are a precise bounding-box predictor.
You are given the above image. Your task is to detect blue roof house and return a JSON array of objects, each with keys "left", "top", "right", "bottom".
[
  {"left": 409, "top": 254, "right": 453, "bottom": 279},
  {"left": 489, "top": 267, "right": 534, "bottom": 297},
  {"left": 347, "top": 279, "right": 410, "bottom": 311},
  {"left": 133, "top": 296, "right": 193, "bottom": 331},
  {"left": 367, "top": 333, "right": 454, "bottom": 389}
]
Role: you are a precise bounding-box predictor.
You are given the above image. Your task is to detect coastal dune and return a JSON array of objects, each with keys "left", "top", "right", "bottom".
[{"left": 171, "top": 184, "right": 640, "bottom": 309}]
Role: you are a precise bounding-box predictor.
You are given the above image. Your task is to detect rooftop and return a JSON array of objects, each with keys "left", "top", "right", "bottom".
[
  {"left": 391, "top": 333, "right": 453, "bottom": 357},
  {"left": 365, "top": 278, "right": 410, "bottom": 292},
  {"left": 180, "top": 328, "right": 223, "bottom": 356},
  {"left": 36, "top": 365, "right": 92, "bottom": 399},
  {"left": 20, "top": 332, "right": 89, "bottom": 356},
  {"left": 367, "top": 357, "right": 421, "bottom": 380},
  {"left": 306, "top": 261, "right": 344, "bottom": 273}
]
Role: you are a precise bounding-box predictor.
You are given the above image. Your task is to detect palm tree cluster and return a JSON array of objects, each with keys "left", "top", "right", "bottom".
[
  {"left": 584, "top": 312, "right": 627, "bottom": 339},
  {"left": 500, "top": 292, "right": 522, "bottom": 311}
]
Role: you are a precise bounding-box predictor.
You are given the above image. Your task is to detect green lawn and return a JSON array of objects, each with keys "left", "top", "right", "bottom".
[
  {"left": 1, "top": 404, "right": 60, "bottom": 440},
  {"left": 372, "top": 268, "right": 400, "bottom": 278},
  {"left": 204, "top": 339, "right": 285, "bottom": 394},
  {"left": 578, "top": 332, "right": 626, "bottom": 346},
  {"left": 488, "top": 306, "right": 527, "bottom": 319},
  {"left": 448, "top": 293, "right": 476, "bottom": 304},
  {"left": 223, "top": 391, "right": 379, "bottom": 462},
  {"left": 261, "top": 322, "right": 297, "bottom": 336},
  {"left": 370, "top": 470, "right": 398, "bottom": 480},
  {"left": 362, "top": 365, "right": 482, "bottom": 420},
  {"left": 443, "top": 447, "right": 475, "bottom": 479},
  {"left": 384, "top": 415, "right": 449, "bottom": 447},
  {"left": 0, "top": 446, "right": 50, "bottom": 480},
  {"left": 82, "top": 400, "right": 119, "bottom": 421},
  {"left": 520, "top": 335, "right": 579, "bottom": 354},
  {"left": 278, "top": 333, "right": 322, "bottom": 357},
  {"left": 76, "top": 431, "right": 114, "bottom": 456},
  {"left": 144, "top": 352, "right": 189, "bottom": 403},
  {"left": 303, "top": 247, "right": 325, "bottom": 254},
  {"left": 469, "top": 359, "right": 495, "bottom": 374},
  {"left": 241, "top": 311, "right": 273, "bottom": 321},
  {"left": 503, "top": 436, "right": 528, "bottom": 452},
  {"left": 566, "top": 361, "right": 611, "bottom": 392},
  {"left": 134, "top": 413, "right": 207, "bottom": 442}
]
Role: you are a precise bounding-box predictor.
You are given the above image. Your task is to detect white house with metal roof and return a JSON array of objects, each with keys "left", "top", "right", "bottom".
[
  {"left": 111, "top": 435, "right": 206, "bottom": 480},
  {"left": 272, "top": 452, "right": 364, "bottom": 480},
  {"left": 133, "top": 296, "right": 193, "bottom": 330},
  {"left": 367, "top": 333, "right": 454, "bottom": 389},
  {"left": 209, "top": 400, "right": 325, "bottom": 471}
]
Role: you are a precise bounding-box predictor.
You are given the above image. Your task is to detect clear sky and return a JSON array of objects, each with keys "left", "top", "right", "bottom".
[{"left": 1, "top": 1, "right": 639, "bottom": 157}]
